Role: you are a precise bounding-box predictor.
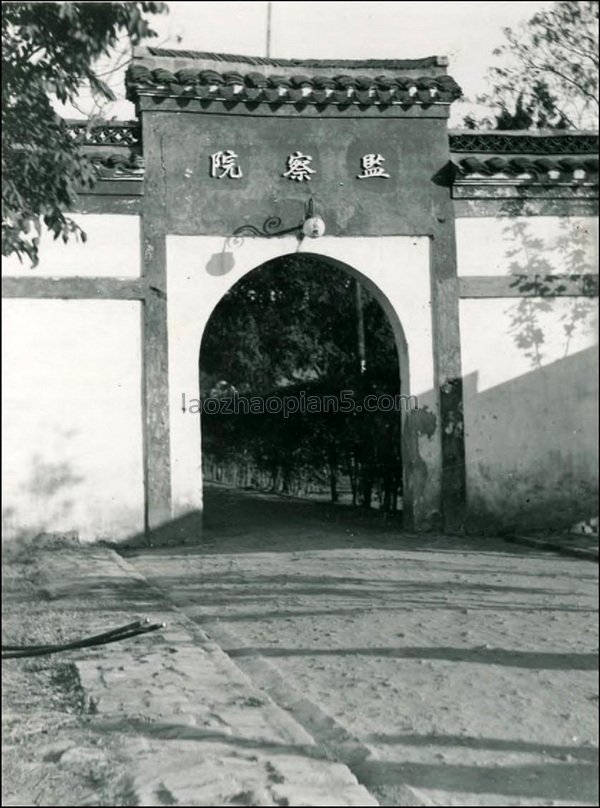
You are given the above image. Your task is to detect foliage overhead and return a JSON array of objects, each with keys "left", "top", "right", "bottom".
[
  {"left": 465, "top": 1, "right": 598, "bottom": 130},
  {"left": 201, "top": 255, "right": 393, "bottom": 394},
  {"left": 2, "top": 2, "right": 167, "bottom": 266}
]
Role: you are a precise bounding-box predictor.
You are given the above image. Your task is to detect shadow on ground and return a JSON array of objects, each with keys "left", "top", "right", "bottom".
[{"left": 120, "top": 484, "right": 571, "bottom": 561}]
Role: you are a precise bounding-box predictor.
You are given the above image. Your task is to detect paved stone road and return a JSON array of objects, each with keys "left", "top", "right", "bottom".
[{"left": 126, "top": 485, "right": 599, "bottom": 807}]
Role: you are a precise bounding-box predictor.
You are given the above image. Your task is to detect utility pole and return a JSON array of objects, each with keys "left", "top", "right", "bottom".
[{"left": 266, "top": 1, "right": 272, "bottom": 58}]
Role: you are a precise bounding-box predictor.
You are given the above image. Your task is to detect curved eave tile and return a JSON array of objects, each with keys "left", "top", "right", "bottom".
[
  {"left": 85, "top": 154, "right": 145, "bottom": 181},
  {"left": 452, "top": 157, "right": 598, "bottom": 182},
  {"left": 125, "top": 66, "right": 462, "bottom": 107}
]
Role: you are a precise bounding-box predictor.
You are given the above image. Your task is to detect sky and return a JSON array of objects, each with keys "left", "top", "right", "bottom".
[{"left": 68, "top": 0, "right": 552, "bottom": 124}]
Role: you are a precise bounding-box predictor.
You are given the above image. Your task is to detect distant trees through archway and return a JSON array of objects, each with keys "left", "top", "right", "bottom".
[{"left": 199, "top": 253, "right": 405, "bottom": 512}]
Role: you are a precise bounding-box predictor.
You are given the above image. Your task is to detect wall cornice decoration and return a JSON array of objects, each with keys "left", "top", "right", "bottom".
[
  {"left": 65, "top": 122, "right": 599, "bottom": 160},
  {"left": 61, "top": 118, "right": 599, "bottom": 201},
  {"left": 66, "top": 121, "right": 141, "bottom": 146},
  {"left": 449, "top": 131, "right": 599, "bottom": 155},
  {"left": 88, "top": 154, "right": 144, "bottom": 180},
  {"left": 452, "top": 183, "right": 598, "bottom": 200},
  {"left": 450, "top": 146, "right": 598, "bottom": 199}
]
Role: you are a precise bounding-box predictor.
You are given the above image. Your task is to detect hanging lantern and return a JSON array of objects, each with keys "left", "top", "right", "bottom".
[{"left": 302, "top": 215, "right": 326, "bottom": 238}]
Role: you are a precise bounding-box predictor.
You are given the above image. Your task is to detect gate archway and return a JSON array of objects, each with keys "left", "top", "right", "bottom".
[
  {"left": 166, "top": 235, "right": 440, "bottom": 531},
  {"left": 129, "top": 47, "right": 465, "bottom": 534},
  {"left": 199, "top": 251, "right": 409, "bottom": 519}
]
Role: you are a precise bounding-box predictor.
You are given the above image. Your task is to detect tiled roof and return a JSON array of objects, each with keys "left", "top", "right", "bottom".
[
  {"left": 452, "top": 155, "right": 598, "bottom": 180},
  {"left": 126, "top": 64, "right": 462, "bottom": 107},
  {"left": 126, "top": 48, "right": 461, "bottom": 108},
  {"left": 87, "top": 153, "right": 144, "bottom": 180},
  {"left": 449, "top": 131, "right": 598, "bottom": 181}
]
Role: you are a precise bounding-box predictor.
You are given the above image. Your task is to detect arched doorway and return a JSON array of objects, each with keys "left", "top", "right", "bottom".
[
  {"left": 199, "top": 252, "right": 410, "bottom": 525},
  {"left": 166, "top": 233, "right": 441, "bottom": 532},
  {"left": 130, "top": 47, "right": 464, "bottom": 538}
]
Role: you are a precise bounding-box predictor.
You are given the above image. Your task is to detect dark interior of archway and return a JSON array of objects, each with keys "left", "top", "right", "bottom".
[{"left": 199, "top": 253, "right": 403, "bottom": 520}]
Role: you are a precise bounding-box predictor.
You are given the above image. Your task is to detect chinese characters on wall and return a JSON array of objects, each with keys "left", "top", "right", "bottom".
[
  {"left": 282, "top": 151, "right": 315, "bottom": 182},
  {"left": 357, "top": 153, "right": 390, "bottom": 179},
  {"left": 210, "top": 150, "right": 243, "bottom": 179},
  {"left": 209, "top": 150, "right": 391, "bottom": 181}
]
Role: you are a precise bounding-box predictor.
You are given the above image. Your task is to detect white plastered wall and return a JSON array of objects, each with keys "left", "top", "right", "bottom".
[
  {"left": 456, "top": 216, "right": 598, "bottom": 277},
  {"left": 457, "top": 216, "right": 599, "bottom": 530},
  {"left": 2, "top": 214, "right": 145, "bottom": 542},
  {"left": 2, "top": 299, "right": 145, "bottom": 541},
  {"left": 166, "top": 235, "right": 437, "bottom": 517},
  {"left": 2, "top": 214, "right": 141, "bottom": 277}
]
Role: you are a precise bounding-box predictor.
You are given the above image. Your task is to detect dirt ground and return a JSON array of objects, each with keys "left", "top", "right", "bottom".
[
  {"left": 2, "top": 543, "right": 137, "bottom": 807},
  {"left": 128, "top": 484, "right": 599, "bottom": 807},
  {"left": 2, "top": 486, "right": 598, "bottom": 806}
]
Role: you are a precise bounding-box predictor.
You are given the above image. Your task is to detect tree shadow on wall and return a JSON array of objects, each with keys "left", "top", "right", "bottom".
[
  {"left": 503, "top": 218, "right": 598, "bottom": 368},
  {"left": 2, "top": 442, "right": 84, "bottom": 549},
  {"left": 24, "top": 454, "right": 83, "bottom": 500}
]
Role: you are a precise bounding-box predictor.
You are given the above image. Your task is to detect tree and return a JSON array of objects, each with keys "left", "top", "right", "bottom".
[
  {"left": 468, "top": 1, "right": 598, "bottom": 130},
  {"left": 2, "top": 2, "right": 167, "bottom": 266},
  {"left": 200, "top": 255, "right": 404, "bottom": 511},
  {"left": 201, "top": 255, "right": 362, "bottom": 394}
]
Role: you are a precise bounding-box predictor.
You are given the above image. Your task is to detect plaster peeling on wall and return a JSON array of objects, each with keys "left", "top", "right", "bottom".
[
  {"left": 444, "top": 416, "right": 464, "bottom": 437},
  {"left": 402, "top": 407, "right": 439, "bottom": 527},
  {"left": 336, "top": 200, "right": 358, "bottom": 230},
  {"left": 411, "top": 407, "right": 437, "bottom": 438},
  {"left": 440, "top": 379, "right": 464, "bottom": 439}
]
